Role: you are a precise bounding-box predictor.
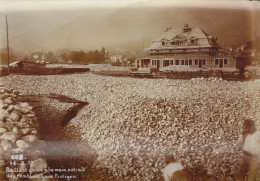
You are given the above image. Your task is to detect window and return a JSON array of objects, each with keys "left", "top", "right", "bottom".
[
  {"left": 170, "top": 60, "right": 173, "bottom": 65},
  {"left": 171, "top": 42, "right": 175, "bottom": 45},
  {"left": 189, "top": 59, "right": 192, "bottom": 65},
  {"left": 162, "top": 42, "right": 165, "bottom": 46},
  {"left": 215, "top": 59, "right": 219, "bottom": 65},
  {"left": 203, "top": 59, "right": 206, "bottom": 65},
  {"left": 224, "top": 59, "right": 228, "bottom": 64},
  {"left": 185, "top": 60, "right": 188, "bottom": 65},
  {"left": 164, "top": 60, "right": 170, "bottom": 67},
  {"left": 176, "top": 60, "right": 179, "bottom": 65},
  {"left": 195, "top": 59, "right": 198, "bottom": 65},
  {"left": 181, "top": 60, "right": 185, "bottom": 65}
]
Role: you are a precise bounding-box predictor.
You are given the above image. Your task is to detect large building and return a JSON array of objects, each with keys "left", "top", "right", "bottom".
[{"left": 136, "top": 24, "right": 236, "bottom": 70}]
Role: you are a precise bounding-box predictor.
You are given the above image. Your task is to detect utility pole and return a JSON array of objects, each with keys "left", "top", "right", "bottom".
[{"left": 5, "top": 14, "right": 10, "bottom": 74}]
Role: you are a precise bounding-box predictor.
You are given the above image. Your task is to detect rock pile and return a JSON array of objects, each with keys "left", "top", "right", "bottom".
[
  {"left": 88, "top": 64, "right": 131, "bottom": 72},
  {"left": 0, "top": 85, "right": 50, "bottom": 180},
  {"left": 160, "top": 65, "right": 201, "bottom": 72},
  {"left": 0, "top": 74, "right": 259, "bottom": 180}
]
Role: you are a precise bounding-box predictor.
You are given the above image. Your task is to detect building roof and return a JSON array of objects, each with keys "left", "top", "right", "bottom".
[{"left": 145, "top": 25, "right": 214, "bottom": 51}]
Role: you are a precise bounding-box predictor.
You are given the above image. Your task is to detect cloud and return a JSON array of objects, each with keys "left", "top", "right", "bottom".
[{"left": 0, "top": 0, "right": 146, "bottom": 11}]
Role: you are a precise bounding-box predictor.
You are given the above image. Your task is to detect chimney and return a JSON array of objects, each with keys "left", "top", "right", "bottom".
[{"left": 183, "top": 24, "right": 191, "bottom": 33}]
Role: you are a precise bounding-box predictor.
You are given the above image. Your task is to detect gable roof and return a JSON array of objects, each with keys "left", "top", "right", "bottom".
[{"left": 145, "top": 26, "right": 213, "bottom": 51}]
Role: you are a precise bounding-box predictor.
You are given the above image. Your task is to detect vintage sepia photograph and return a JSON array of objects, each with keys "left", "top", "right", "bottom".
[{"left": 0, "top": 0, "right": 260, "bottom": 180}]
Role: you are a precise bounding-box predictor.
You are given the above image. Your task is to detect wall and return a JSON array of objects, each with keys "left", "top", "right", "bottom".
[{"left": 0, "top": 85, "right": 53, "bottom": 180}]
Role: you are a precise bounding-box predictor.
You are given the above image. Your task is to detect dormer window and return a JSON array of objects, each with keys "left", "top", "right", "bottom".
[
  {"left": 162, "top": 42, "right": 165, "bottom": 46},
  {"left": 190, "top": 37, "right": 198, "bottom": 45}
]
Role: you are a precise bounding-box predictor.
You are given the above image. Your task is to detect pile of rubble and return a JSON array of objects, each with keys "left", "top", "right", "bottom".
[
  {"left": 1, "top": 74, "right": 259, "bottom": 180},
  {"left": 0, "top": 85, "right": 51, "bottom": 180},
  {"left": 160, "top": 65, "right": 201, "bottom": 72},
  {"left": 88, "top": 64, "right": 131, "bottom": 72}
]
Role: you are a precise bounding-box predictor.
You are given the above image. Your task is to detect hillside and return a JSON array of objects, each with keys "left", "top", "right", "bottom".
[{"left": 0, "top": 1, "right": 258, "bottom": 56}]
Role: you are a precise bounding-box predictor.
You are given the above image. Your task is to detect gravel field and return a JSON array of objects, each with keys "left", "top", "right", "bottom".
[{"left": 0, "top": 73, "right": 260, "bottom": 180}]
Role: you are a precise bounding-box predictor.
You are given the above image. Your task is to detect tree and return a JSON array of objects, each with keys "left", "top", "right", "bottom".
[
  {"left": 69, "top": 50, "right": 85, "bottom": 64},
  {"left": 61, "top": 53, "right": 69, "bottom": 62},
  {"left": 100, "top": 47, "right": 106, "bottom": 60},
  {"left": 47, "top": 52, "right": 54, "bottom": 60},
  {"left": 23, "top": 57, "right": 29, "bottom": 62}
]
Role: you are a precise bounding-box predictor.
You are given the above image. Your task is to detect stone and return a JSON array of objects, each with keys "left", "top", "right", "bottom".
[
  {"left": 0, "top": 121, "right": 5, "bottom": 128},
  {"left": 30, "top": 129, "right": 38, "bottom": 135},
  {"left": 13, "top": 104, "right": 21, "bottom": 110},
  {"left": 3, "top": 152, "right": 12, "bottom": 161},
  {"left": 29, "top": 158, "right": 47, "bottom": 174},
  {"left": 9, "top": 110, "right": 22, "bottom": 122},
  {"left": 3, "top": 97, "right": 13, "bottom": 104},
  {"left": 20, "top": 116, "right": 30, "bottom": 124},
  {"left": 1, "top": 104, "right": 8, "bottom": 110},
  {"left": 20, "top": 128, "right": 31, "bottom": 135},
  {"left": 0, "top": 147, "right": 4, "bottom": 159},
  {"left": 0, "top": 128, "right": 7, "bottom": 135},
  {"left": 12, "top": 127, "right": 22, "bottom": 138},
  {"left": 0, "top": 132, "right": 18, "bottom": 143},
  {"left": 15, "top": 122, "right": 30, "bottom": 129},
  {"left": 0, "top": 111, "right": 7, "bottom": 123},
  {"left": 27, "top": 113, "right": 35, "bottom": 118},
  {"left": 19, "top": 108, "right": 30, "bottom": 114},
  {"left": 1, "top": 139, "right": 12, "bottom": 151},
  {"left": 22, "top": 135, "right": 38, "bottom": 143},
  {"left": 13, "top": 90, "right": 19, "bottom": 95},
  {"left": 0, "top": 101, "right": 4, "bottom": 109},
  {"left": 0, "top": 94, "right": 9, "bottom": 100},
  {"left": 7, "top": 105, "right": 14, "bottom": 112},
  {"left": 19, "top": 102, "right": 29, "bottom": 108},
  {"left": 9, "top": 93, "right": 17, "bottom": 98},
  {"left": 4, "top": 123, "right": 15, "bottom": 132},
  {"left": 16, "top": 140, "right": 30, "bottom": 149}
]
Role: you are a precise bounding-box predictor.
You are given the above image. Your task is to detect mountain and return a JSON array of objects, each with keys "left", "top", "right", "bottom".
[{"left": 1, "top": 0, "right": 259, "bottom": 57}]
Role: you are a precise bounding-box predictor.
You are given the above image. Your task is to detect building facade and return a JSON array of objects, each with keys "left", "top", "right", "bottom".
[{"left": 136, "top": 24, "right": 236, "bottom": 70}]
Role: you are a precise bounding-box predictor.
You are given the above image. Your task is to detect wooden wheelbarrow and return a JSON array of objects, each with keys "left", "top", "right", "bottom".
[{"left": 17, "top": 93, "right": 88, "bottom": 126}]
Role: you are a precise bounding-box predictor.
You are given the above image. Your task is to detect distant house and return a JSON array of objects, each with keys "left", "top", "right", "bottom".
[
  {"left": 136, "top": 24, "right": 237, "bottom": 70},
  {"left": 110, "top": 55, "right": 123, "bottom": 63},
  {"left": 33, "top": 55, "right": 39, "bottom": 60}
]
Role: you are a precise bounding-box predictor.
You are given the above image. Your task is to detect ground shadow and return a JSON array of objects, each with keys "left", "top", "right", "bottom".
[{"left": 31, "top": 102, "right": 101, "bottom": 180}]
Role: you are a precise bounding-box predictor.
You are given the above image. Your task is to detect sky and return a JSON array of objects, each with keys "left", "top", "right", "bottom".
[
  {"left": 0, "top": 0, "right": 147, "bottom": 11},
  {"left": 0, "top": 0, "right": 257, "bottom": 12}
]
